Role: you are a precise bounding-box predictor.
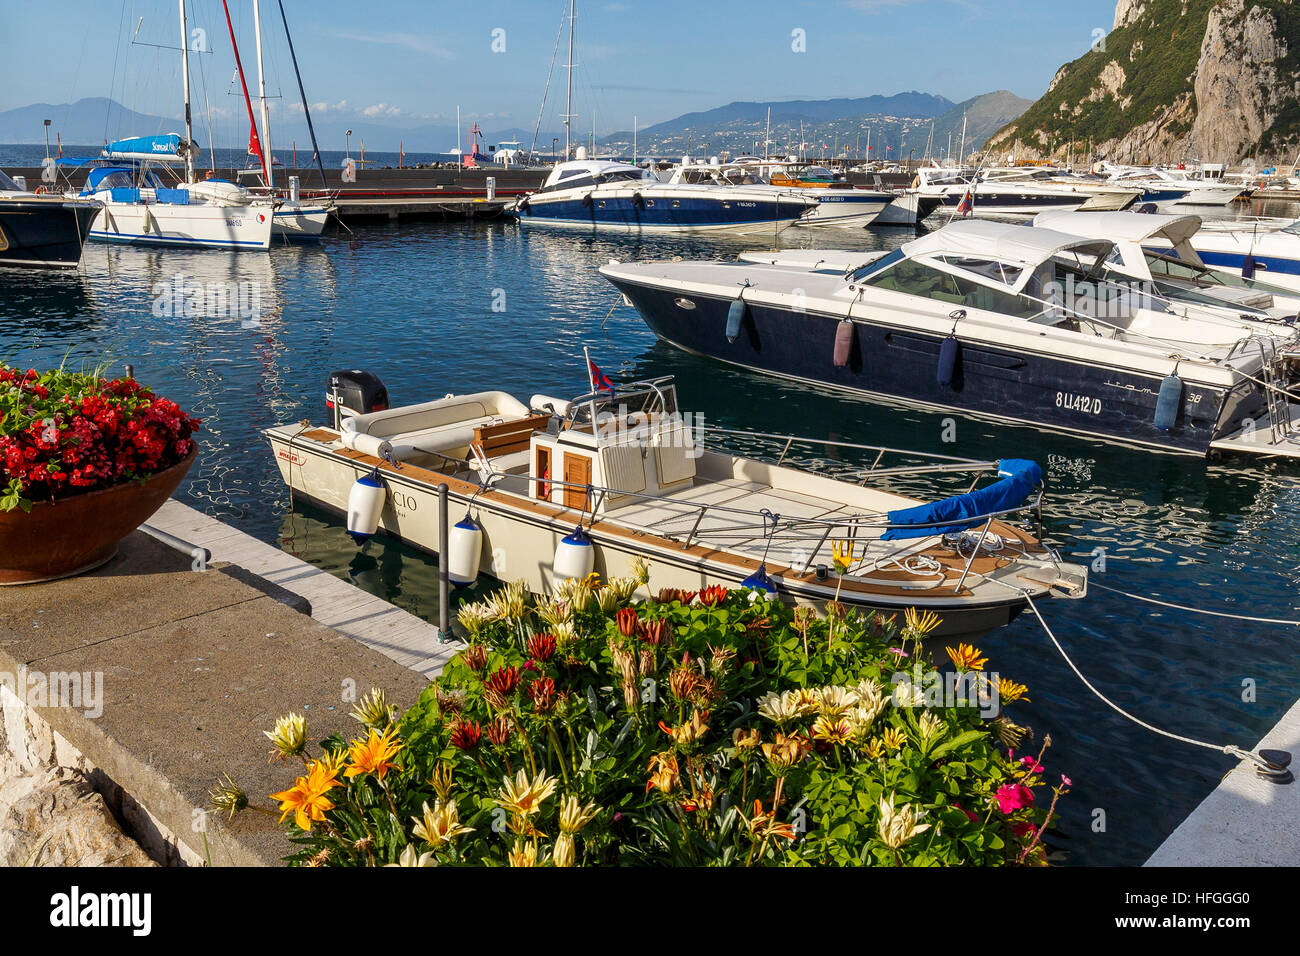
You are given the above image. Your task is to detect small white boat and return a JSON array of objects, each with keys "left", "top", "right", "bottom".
[
  {"left": 265, "top": 369, "right": 1088, "bottom": 640},
  {"left": 1181, "top": 217, "right": 1300, "bottom": 294}
]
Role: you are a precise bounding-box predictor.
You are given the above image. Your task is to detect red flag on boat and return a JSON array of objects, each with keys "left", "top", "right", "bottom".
[
  {"left": 957, "top": 187, "right": 974, "bottom": 217},
  {"left": 587, "top": 359, "right": 616, "bottom": 393}
]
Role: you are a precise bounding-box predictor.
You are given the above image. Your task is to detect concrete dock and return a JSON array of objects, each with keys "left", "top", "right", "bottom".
[
  {"left": 1146, "top": 700, "right": 1299, "bottom": 865},
  {"left": 0, "top": 499, "right": 457, "bottom": 865}
]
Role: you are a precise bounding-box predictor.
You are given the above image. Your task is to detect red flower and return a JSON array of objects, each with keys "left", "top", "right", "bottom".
[
  {"left": 449, "top": 720, "right": 482, "bottom": 751},
  {"left": 641, "top": 619, "right": 673, "bottom": 647},
  {"left": 485, "top": 665, "right": 520, "bottom": 697},
  {"left": 526, "top": 632, "right": 557, "bottom": 662},
  {"left": 462, "top": 644, "right": 488, "bottom": 673},
  {"left": 615, "top": 607, "right": 639, "bottom": 637},
  {"left": 994, "top": 783, "right": 1035, "bottom": 814},
  {"left": 527, "top": 676, "right": 556, "bottom": 715},
  {"left": 698, "top": 585, "right": 728, "bottom": 607}
]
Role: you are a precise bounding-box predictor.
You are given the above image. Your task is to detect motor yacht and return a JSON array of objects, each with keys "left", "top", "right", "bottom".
[{"left": 0, "top": 168, "right": 99, "bottom": 267}]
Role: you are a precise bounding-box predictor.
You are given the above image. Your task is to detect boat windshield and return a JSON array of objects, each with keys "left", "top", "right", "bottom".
[
  {"left": 567, "top": 379, "right": 680, "bottom": 430},
  {"left": 0, "top": 170, "right": 21, "bottom": 191},
  {"left": 1145, "top": 250, "right": 1299, "bottom": 298},
  {"left": 858, "top": 255, "right": 1045, "bottom": 319},
  {"left": 848, "top": 248, "right": 905, "bottom": 282},
  {"left": 1281, "top": 220, "right": 1300, "bottom": 236}
]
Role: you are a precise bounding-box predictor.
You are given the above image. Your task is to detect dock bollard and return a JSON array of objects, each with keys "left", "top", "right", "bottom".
[
  {"left": 438, "top": 483, "right": 450, "bottom": 640},
  {"left": 485, "top": 176, "right": 496, "bottom": 201},
  {"left": 288, "top": 175, "right": 300, "bottom": 202}
]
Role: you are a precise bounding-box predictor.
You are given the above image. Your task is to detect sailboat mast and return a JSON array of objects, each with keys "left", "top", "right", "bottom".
[
  {"left": 564, "top": 0, "right": 575, "bottom": 160},
  {"left": 253, "top": 0, "right": 273, "bottom": 189},
  {"left": 179, "top": 0, "right": 194, "bottom": 182}
]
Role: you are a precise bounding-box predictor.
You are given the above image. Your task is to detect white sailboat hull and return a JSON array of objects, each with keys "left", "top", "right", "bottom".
[{"left": 89, "top": 200, "right": 273, "bottom": 250}]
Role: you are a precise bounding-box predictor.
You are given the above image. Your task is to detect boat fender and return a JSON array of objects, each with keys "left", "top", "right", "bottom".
[
  {"left": 1154, "top": 370, "right": 1183, "bottom": 430},
  {"left": 740, "top": 564, "right": 779, "bottom": 598},
  {"left": 1241, "top": 253, "right": 1257, "bottom": 280},
  {"left": 447, "top": 512, "right": 484, "bottom": 587},
  {"left": 347, "top": 467, "right": 386, "bottom": 544},
  {"left": 832, "top": 318, "right": 854, "bottom": 368},
  {"left": 937, "top": 335, "right": 961, "bottom": 388},
  {"left": 581, "top": 193, "right": 594, "bottom": 209},
  {"left": 553, "top": 525, "right": 595, "bottom": 581},
  {"left": 726, "top": 298, "right": 748, "bottom": 343}
]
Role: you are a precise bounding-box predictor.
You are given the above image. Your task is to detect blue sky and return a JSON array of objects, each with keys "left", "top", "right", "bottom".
[{"left": 3, "top": 0, "right": 1117, "bottom": 145}]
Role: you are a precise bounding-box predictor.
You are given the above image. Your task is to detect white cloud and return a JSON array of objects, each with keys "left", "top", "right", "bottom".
[{"left": 326, "top": 29, "right": 454, "bottom": 58}]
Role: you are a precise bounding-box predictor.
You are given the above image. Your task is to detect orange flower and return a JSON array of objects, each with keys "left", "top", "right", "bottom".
[
  {"left": 271, "top": 758, "right": 342, "bottom": 831},
  {"left": 615, "top": 607, "right": 640, "bottom": 637},
  {"left": 645, "top": 751, "right": 680, "bottom": 795},
  {"left": 449, "top": 720, "right": 483, "bottom": 751},
  {"left": 745, "top": 799, "right": 796, "bottom": 842},
  {"left": 344, "top": 726, "right": 403, "bottom": 780},
  {"left": 485, "top": 665, "right": 521, "bottom": 696},
  {"left": 526, "top": 632, "right": 557, "bottom": 662},
  {"left": 698, "top": 585, "right": 728, "bottom": 607}
]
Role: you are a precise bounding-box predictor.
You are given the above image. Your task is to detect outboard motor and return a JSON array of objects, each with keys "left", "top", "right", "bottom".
[{"left": 326, "top": 370, "right": 388, "bottom": 429}]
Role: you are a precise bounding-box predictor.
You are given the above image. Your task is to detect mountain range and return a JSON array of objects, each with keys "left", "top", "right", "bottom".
[{"left": 0, "top": 91, "right": 1031, "bottom": 159}]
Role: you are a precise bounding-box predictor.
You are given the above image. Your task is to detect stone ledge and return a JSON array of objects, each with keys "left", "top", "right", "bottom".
[{"left": 0, "top": 531, "right": 429, "bottom": 865}]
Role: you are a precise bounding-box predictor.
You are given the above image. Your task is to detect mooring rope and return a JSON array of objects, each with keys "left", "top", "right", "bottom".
[
  {"left": 1090, "top": 580, "right": 1300, "bottom": 626},
  {"left": 1020, "top": 591, "right": 1287, "bottom": 777}
]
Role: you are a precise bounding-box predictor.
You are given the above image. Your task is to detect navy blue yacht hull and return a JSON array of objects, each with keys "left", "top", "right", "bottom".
[
  {"left": 606, "top": 282, "right": 1264, "bottom": 456},
  {"left": 0, "top": 199, "right": 98, "bottom": 267}
]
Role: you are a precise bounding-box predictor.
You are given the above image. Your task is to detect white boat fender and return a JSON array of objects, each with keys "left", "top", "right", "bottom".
[
  {"left": 447, "top": 512, "right": 484, "bottom": 587},
  {"left": 833, "top": 318, "right": 854, "bottom": 367},
  {"left": 1154, "top": 366, "right": 1183, "bottom": 431},
  {"left": 347, "top": 466, "right": 387, "bottom": 544},
  {"left": 554, "top": 525, "right": 595, "bottom": 581}
]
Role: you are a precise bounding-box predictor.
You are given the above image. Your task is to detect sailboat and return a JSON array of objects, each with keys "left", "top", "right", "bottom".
[
  {"left": 67, "top": 1, "right": 274, "bottom": 251},
  {"left": 228, "top": 0, "right": 332, "bottom": 241}
]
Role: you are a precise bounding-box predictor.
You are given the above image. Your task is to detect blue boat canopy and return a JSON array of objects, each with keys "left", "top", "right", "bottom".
[{"left": 882, "top": 459, "right": 1043, "bottom": 540}]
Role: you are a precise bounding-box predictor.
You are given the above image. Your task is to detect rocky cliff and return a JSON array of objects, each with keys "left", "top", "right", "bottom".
[{"left": 989, "top": 0, "right": 1300, "bottom": 163}]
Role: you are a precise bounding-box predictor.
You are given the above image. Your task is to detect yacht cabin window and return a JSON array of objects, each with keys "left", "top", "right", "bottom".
[{"left": 859, "top": 256, "right": 1044, "bottom": 319}]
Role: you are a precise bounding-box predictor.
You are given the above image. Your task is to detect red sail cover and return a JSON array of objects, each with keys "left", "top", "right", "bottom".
[{"left": 221, "top": 0, "right": 269, "bottom": 181}]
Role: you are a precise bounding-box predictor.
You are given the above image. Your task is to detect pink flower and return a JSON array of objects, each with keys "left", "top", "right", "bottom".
[
  {"left": 1011, "top": 820, "right": 1037, "bottom": 838},
  {"left": 888, "top": 647, "right": 909, "bottom": 658},
  {"left": 995, "top": 783, "right": 1035, "bottom": 814},
  {"left": 1020, "top": 755, "right": 1044, "bottom": 773},
  {"left": 1060, "top": 774, "right": 1072, "bottom": 787}
]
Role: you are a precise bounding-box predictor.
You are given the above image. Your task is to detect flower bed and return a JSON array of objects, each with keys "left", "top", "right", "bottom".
[
  {"left": 0, "top": 364, "right": 200, "bottom": 513},
  {"left": 246, "top": 569, "right": 1069, "bottom": 866}
]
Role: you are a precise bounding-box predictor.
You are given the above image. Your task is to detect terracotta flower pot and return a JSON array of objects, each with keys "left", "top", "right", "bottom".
[{"left": 0, "top": 449, "right": 196, "bottom": 585}]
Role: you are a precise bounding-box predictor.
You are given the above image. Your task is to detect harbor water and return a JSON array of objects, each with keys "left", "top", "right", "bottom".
[{"left": 4, "top": 206, "right": 1300, "bottom": 866}]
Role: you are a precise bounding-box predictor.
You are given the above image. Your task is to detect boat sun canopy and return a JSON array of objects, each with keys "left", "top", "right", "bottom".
[
  {"left": 895, "top": 221, "right": 1116, "bottom": 294},
  {"left": 882, "top": 459, "right": 1042, "bottom": 540}
]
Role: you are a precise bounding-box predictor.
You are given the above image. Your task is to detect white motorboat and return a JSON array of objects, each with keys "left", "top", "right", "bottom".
[
  {"left": 913, "top": 165, "right": 1140, "bottom": 220},
  {"left": 1033, "top": 210, "right": 1300, "bottom": 320},
  {"left": 265, "top": 370, "right": 1088, "bottom": 640},
  {"left": 509, "top": 159, "right": 816, "bottom": 233},
  {"left": 600, "top": 219, "right": 1300, "bottom": 459},
  {"left": 667, "top": 158, "right": 896, "bottom": 227},
  {"left": 1098, "top": 163, "right": 1245, "bottom": 207}
]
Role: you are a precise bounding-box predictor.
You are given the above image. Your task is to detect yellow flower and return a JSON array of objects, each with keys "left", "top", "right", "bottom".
[
  {"left": 630, "top": 555, "right": 650, "bottom": 586},
  {"left": 994, "top": 676, "right": 1030, "bottom": 704},
  {"left": 263, "top": 713, "right": 307, "bottom": 760},
  {"left": 946, "top": 643, "right": 989, "bottom": 671},
  {"left": 350, "top": 688, "right": 396, "bottom": 729},
  {"left": 862, "top": 737, "right": 886, "bottom": 759},
  {"left": 831, "top": 538, "right": 855, "bottom": 575},
  {"left": 344, "top": 726, "right": 403, "bottom": 781},
  {"left": 812, "top": 713, "right": 851, "bottom": 745},
  {"left": 558, "top": 794, "right": 599, "bottom": 835},
  {"left": 882, "top": 726, "right": 906, "bottom": 751},
  {"left": 507, "top": 839, "right": 539, "bottom": 867},
  {"left": 762, "top": 732, "right": 812, "bottom": 775},
  {"left": 646, "top": 751, "right": 680, "bottom": 795},
  {"left": 385, "top": 844, "right": 435, "bottom": 867},
  {"left": 918, "top": 711, "right": 947, "bottom": 744},
  {"left": 430, "top": 762, "right": 455, "bottom": 800},
  {"left": 412, "top": 798, "right": 474, "bottom": 847},
  {"left": 817, "top": 684, "right": 857, "bottom": 716},
  {"left": 904, "top": 606, "right": 942, "bottom": 637},
  {"left": 732, "top": 727, "right": 762, "bottom": 754},
  {"left": 878, "top": 792, "right": 930, "bottom": 849},
  {"left": 553, "top": 832, "right": 576, "bottom": 867},
  {"left": 271, "top": 758, "right": 342, "bottom": 832},
  {"left": 496, "top": 768, "right": 559, "bottom": 818}
]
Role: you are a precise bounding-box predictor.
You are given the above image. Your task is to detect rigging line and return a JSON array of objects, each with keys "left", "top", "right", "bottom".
[
  {"left": 1020, "top": 591, "right": 1288, "bottom": 776},
  {"left": 1089, "top": 580, "right": 1300, "bottom": 625},
  {"left": 105, "top": 0, "right": 129, "bottom": 146},
  {"left": 530, "top": 0, "right": 568, "bottom": 158}
]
